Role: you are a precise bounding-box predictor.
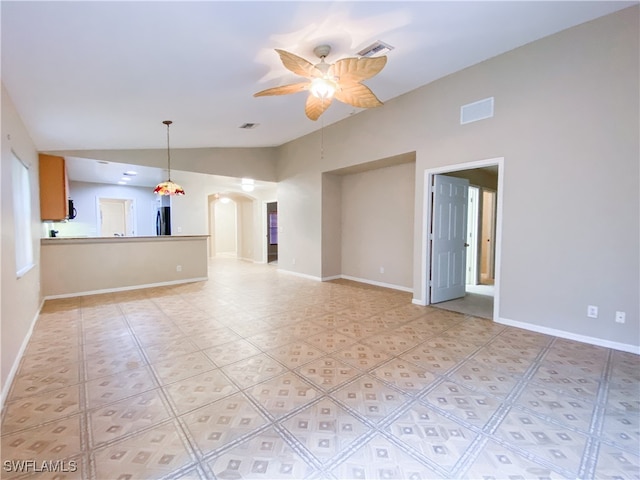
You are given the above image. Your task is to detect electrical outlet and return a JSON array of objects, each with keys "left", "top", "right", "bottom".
[
  {"left": 292, "top": 258, "right": 296, "bottom": 265},
  {"left": 587, "top": 305, "right": 598, "bottom": 318},
  {"left": 615, "top": 311, "right": 626, "bottom": 323},
  {"left": 176, "top": 265, "right": 182, "bottom": 272},
  {"left": 380, "top": 267, "right": 385, "bottom": 274},
  {"left": 177, "top": 226, "right": 182, "bottom": 233}
]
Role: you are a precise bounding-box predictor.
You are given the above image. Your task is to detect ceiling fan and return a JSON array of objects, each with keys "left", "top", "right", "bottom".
[{"left": 254, "top": 45, "right": 387, "bottom": 121}]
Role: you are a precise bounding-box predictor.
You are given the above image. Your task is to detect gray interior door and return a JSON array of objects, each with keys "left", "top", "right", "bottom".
[{"left": 430, "top": 174, "right": 469, "bottom": 303}]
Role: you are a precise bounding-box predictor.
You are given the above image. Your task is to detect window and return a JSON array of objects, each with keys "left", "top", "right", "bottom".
[{"left": 12, "top": 153, "right": 34, "bottom": 277}]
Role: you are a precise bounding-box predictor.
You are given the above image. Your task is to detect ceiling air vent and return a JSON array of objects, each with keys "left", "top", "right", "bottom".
[
  {"left": 239, "top": 123, "right": 259, "bottom": 129},
  {"left": 460, "top": 97, "right": 494, "bottom": 125},
  {"left": 357, "top": 40, "right": 394, "bottom": 58}
]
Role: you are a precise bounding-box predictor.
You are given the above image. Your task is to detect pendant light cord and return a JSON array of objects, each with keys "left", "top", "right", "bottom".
[{"left": 164, "top": 120, "right": 173, "bottom": 181}]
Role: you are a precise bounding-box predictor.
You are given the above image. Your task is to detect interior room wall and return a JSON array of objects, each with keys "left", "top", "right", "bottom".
[
  {"left": 1, "top": 84, "right": 43, "bottom": 401},
  {"left": 236, "top": 198, "right": 255, "bottom": 261},
  {"left": 214, "top": 200, "right": 237, "bottom": 255},
  {"left": 275, "top": 7, "right": 639, "bottom": 350},
  {"left": 46, "top": 146, "right": 279, "bottom": 183},
  {"left": 276, "top": 172, "right": 323, "bottom": 278},
  {"left": 321, "top": 173, "right": 342, "bottom": 279},
  {"left": 340, "top": 162, "right": 415, "bottom": 290}
]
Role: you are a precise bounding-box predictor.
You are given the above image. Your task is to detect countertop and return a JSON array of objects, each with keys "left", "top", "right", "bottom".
[{"left": 41, "top": 235, "right": 209, "bottom": 245}]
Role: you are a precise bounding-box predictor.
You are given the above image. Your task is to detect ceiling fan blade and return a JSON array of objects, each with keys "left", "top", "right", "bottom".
[
  {"left": 275, "top": 49, "right": 321, "bottom": 79},
  {"left": 330, "top": 56, "right": 387, "bottom": 83},
  {"left": 334, "top": 83, "right": 383, "bottom": 109},
  {"left": 254, "top": 82, "right": 309, "bottom": 97},
  {"left": 305, "top": 95, "right": 333, "bottom": 121}
]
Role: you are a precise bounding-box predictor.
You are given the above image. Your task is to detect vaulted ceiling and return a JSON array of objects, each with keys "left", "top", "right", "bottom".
[{"left": 3, "top": 1, "right": 633, "bottom": 153}]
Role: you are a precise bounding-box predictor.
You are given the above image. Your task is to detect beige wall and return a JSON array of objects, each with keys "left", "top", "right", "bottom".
[
  {"left": 46, "top": 146, "right": 279, "bottom": 183},
  {"left": 321, "top": 173, "right": 342, "bottom": 279},
  {"left": 237, "top": 198, "right": 255, "bottom": 261},
  {"left": 339, "top": 162, "right": 415, "bottom": 289},
  {"left": 1, "top": 85, "right": 43, "bottom": 398},
  {"left": 214, "top": 201, "right": 237, "bottom": 255},
  {"left": 275, "top": 7, "right": 639, "bottom": 349},
  {"left": 40, "top": 236, "right": 208, "bottom": 297}
]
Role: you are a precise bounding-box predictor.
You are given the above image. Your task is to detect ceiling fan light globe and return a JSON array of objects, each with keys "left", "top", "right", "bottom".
[{"left": 310, "top": 77, "right": 337, "bottom": 99}]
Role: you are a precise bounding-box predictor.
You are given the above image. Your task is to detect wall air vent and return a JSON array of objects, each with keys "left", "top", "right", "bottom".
[
  {"left": 357, "top": 40, "right": 394, "bottom": 58},
  {"left": 239, "top": 123, "right": 259, "bottom": 129},
  {"left": 460, "top": 97, "right": 494, "bottom": 125}
]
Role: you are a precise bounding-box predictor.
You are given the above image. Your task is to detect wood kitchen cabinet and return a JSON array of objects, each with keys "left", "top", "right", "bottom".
[{"left": 39, "top": 154, "right": 69, "bottom": 221}]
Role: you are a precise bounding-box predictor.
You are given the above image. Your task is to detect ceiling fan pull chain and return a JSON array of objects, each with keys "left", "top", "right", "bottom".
[{"left": 320, "top": 98, "right": 325, "bottom": 160}]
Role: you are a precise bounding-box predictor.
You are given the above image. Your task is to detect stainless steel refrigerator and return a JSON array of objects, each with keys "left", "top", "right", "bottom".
[{"left": 156, "top": 196, "right": 171, "bottom": 235}]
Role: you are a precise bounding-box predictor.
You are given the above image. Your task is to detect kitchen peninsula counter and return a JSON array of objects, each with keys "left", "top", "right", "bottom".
[{"left": 41, "top": 235, "right": 208, "bottom": 298}]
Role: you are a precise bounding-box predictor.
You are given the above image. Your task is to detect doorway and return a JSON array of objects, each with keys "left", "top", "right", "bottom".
[
  {"left": 98, "top": 198, "right": 135, "bottom": 236},
  {"left": 214, "top": 198, "right": 238, "bottom": 257},
  {"left": 267, "top": 202, "right": 278, "bottom": 264},
  {"left": 422, "top": 158, "right": 503, "bottom": 320}
]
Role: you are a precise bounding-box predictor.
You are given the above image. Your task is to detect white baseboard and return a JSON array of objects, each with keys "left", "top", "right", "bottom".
[
  {"left": 321, "top": 275, "right": 342, "bottom": 281},
  {"left": 1, "top": 298, "right": 45, "bottom": 408},
  {"left": 43, "top": 277, "right": 209, "bottom": 300},
  {"left": 277, "top": 269, "right": 322, "bottom": 282},
  {"left": 497, "top": 316, "right": 640, "bottom": 354},
  {"left": 412, "top": 298, "right": 427, "bottom": 306},
  {"left": 278, "top": 270, "right": 414, "bottom": 294},
  {"left": 339, "top": 275, "right": 413, "bottom": 293}
]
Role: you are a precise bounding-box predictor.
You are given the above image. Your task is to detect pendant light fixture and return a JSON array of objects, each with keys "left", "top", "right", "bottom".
[{"left": 154, "top": 120, "right": 185, "bottom": 196}]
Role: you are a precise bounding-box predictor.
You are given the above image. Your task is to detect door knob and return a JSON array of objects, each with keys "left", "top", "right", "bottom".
[{"left": 464, "top": 243, "right": 469, "bottom": 247}]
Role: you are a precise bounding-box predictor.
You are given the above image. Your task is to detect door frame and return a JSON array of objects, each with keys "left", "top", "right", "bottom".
[
  {"left": 466, "top": 185, "right": 480, "bottom": 285},
  {"left": 96, "top": 196, "right": 136, "bottom": 237},
  {"left": 419, "top": 157, "right": 504, "bottom": 321}
]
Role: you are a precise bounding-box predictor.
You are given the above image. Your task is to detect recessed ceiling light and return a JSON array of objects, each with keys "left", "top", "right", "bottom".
[
  {"left": 241, "top": 178, "right": 255, "bottom": 192},
  {"left": 117, "top": 181, "right": 127, "bottom": 185},
  {"left": 239, "top": 123, "right": 259, "bottom": 129},
  {"left": 98, "top": 160, "right": 109, "bottom": 165},
  {"left": 123, "top": 170, "right": 138, "bottom": 176},
  {"left": 120, "top": 177, "right": 131, "bottom": 182}
]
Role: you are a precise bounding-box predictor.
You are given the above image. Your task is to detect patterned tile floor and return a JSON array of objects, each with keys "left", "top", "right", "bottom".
[{"left": 2, "top": 258, "right": 639, "bottom": 479}]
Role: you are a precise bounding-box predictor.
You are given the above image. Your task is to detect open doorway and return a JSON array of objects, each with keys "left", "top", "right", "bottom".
[
  {"left": 98, "top": 197, "right": 135, "bottom": 236},
  {"left": 423, "top": 158, "right": 503, "bottom": 320},
  {"left": 267, "top": 202, "right": 278, "bottom": 264}
]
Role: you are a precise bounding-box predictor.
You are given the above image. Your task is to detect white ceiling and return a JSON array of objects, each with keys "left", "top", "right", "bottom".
[{"left": 3, "top": 1, "right": 634, "bottom": 154}]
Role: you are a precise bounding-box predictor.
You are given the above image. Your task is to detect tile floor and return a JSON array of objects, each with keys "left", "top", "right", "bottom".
[{"left": 1, "top": 258, "right": 639, "bottom": 479}]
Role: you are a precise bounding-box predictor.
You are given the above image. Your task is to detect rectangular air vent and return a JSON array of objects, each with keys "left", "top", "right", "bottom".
[
  {"left": 460, "top": 97, "right": 494, "bottom": 125},
  {"left": 357, "top": 40, "right": 394, "bottom": 58},
  {"left": 239, "top": 123, "right": 259, "bottom": 129}
]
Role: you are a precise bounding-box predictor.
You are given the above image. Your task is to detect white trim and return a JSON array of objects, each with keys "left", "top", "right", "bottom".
[
  {"left": 339, "top": 275, "right": 413, "bottom": 293},
  {"left": 277, "top": 269, "right": 322, "bottom": 282},
  {"left": 420, "top": 157, "right": 504, "bottom": 324},
  {"left": 43, "top": 277, "right": 208, "bottom": 300},
  {"left": 497, "top": 316, "right": 640, "bottom": 355},
  {"left": 412, "top": 298, "right": 427, "bottom": 306},
  {"left": 322, "top": 275, "right": 342, "bottom": 281},
  {"left": 1, "top": 298, "right": 45, "bottom": 408}
]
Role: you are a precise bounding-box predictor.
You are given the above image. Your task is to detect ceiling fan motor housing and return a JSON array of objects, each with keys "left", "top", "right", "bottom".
[{"left": 313, "top": 45, "right": 331, "bottom": 59}]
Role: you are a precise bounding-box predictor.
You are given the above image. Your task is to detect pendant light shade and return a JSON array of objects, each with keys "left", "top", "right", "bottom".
[{"left": 154, "top": 120, "right": 185, "bottom": 196}]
